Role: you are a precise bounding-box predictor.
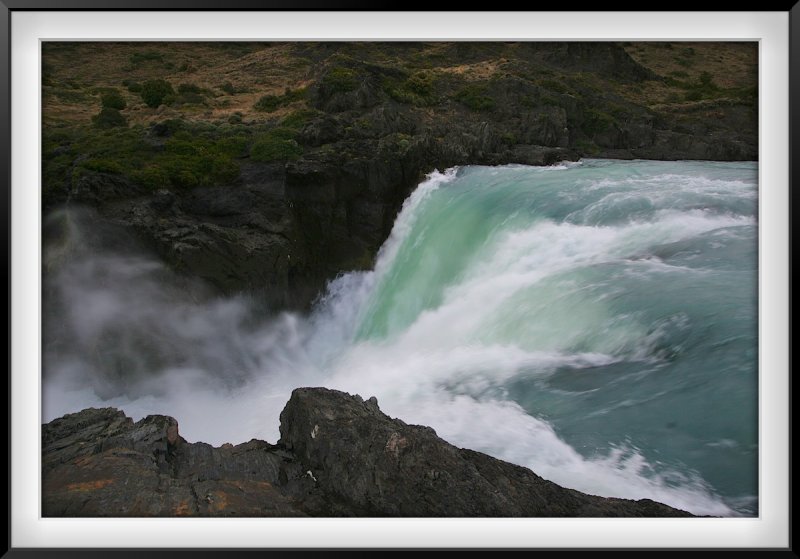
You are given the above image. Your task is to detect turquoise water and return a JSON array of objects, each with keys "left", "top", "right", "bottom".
[
  {"left": 321, "top": 160, "right": 758, "bottom": 516},
  {"left": 44, "top": 159, "right": 758, "bottom": 517}
]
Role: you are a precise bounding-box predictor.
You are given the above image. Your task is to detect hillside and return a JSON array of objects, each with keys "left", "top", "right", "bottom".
[{"left": 41, "top": 41, "right": 758, "bottom": 308}]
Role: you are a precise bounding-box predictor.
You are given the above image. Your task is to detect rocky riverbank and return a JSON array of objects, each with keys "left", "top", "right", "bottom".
[{"left": 42, "top": 387, "right": 693, "bottom": 517}]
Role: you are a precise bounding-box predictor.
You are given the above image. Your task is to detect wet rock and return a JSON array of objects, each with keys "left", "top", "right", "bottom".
[
  {"left": 43, "top": 388, "right": 694, "bottom": 517},
  {"left": 279, "top": 388, "right": 694, "bottom": 517}
]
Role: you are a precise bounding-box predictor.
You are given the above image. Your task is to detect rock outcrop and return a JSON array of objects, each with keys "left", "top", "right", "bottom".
[
  {"left": 41, "top": 42, "right": 758, "bottom": 310},
  {"left": 43, "top": 387, "right": 693, "bottom": 518}
]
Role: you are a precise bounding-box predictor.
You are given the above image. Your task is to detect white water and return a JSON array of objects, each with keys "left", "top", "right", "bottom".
[{"left": 43, "top": 161, "right": 758, "bottom": 517}]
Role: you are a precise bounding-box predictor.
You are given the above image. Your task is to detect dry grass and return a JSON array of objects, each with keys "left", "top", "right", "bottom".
[
  {"left": 42, "top": 41, "right": 758, "bottom": 129},
  {"left": 623, "top": 42, "right": 757, "bottom": 89},
  {"left": 42, "top": 42, "right": 314, "bottom": 127}
]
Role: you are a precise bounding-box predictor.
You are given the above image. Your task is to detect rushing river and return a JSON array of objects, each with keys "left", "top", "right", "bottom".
[{"left": 43, "top": 159, "right": 758, "bottom": 517}]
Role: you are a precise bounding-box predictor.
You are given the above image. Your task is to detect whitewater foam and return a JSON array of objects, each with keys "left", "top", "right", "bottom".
[{"left": 43, "top": 160, "right": 758, "bottom": 517}]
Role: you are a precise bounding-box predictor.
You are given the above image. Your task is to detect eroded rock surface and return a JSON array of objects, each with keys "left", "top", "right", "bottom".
[{"left": 43, "top": 388, "right": 693, "bottom": 518}]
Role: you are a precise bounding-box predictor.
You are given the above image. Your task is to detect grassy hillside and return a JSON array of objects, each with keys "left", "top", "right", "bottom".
[{"left": 42, "top": 41, "right": 757, "bottom": 204}]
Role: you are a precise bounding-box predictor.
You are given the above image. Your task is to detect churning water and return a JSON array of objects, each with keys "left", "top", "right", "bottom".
[{"left": 43, "top": 159, "right": 758, "bottom": 517}]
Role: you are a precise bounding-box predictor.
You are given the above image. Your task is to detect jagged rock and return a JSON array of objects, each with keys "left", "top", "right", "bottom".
[
  {"left": 43, "top": 388, "right": 694, "bottom": 518},
  {"left": 279, "top": 388, "right": 693, "bottom": 517},
  {"left": 42, "top": 407, "right": 319, "bottom": 517}
]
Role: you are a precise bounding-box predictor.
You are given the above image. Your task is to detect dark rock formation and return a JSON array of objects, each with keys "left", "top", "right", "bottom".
[
  {"left": 42, "top": 42, "right": 757, "bottom": 310},
  {"left": 43, "top": 387, "right": 693, "bottom": 518}
]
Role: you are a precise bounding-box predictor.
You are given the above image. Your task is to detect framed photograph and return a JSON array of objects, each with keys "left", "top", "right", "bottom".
[{"left": 7, "top": 7, "right": 792, "bottom": 552}]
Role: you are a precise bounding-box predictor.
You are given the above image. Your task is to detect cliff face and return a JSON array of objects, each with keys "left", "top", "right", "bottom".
[
  {"left": 42, "top": 387, "right": 693, "bottom": 517},
  {"left": 41, "top": 41, "right": 758, "bottom": 310}
]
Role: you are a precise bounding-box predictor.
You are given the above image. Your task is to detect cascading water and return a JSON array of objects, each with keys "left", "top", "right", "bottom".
[{"left": 43, "top": 159, "right": 758, "bottom": 517}]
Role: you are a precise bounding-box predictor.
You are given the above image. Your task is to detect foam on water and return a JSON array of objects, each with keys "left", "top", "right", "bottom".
[{"left": 43, "top": 160, "right": 758, "bottom": 517}]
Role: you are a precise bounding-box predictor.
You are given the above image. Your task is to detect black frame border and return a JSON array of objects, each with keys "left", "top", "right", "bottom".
[{"left": 2, "top": 5, "right": 795, "bottom": 555}]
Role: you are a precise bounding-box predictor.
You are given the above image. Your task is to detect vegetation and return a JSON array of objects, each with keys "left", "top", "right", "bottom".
[
  {"left": 383, "top": 70, "right": 439, "bottom": 106},
  {"left": 40, "top": 41, "right": 757, "bottom": 201},
  {"left": 92, "top": 107, "right": 127, "bottom": 129},
  {"left": 250, "top": 128, "right": 302, "bottom": 162},
  {"left": 100, "top": 89, "right": 126, "bottom": 110},
  {"left": 129, "top": 50, "right": 165, "bottom": 67},
  {"left": 321, "top": 67, "right": 359, "bottom": 93},
  {"left": 253, "top": 88, "right": 307, "bottom": 112},
  {"left": 280, "top": 108, "right": 319, "bottom": 129},
  {"left": 581, "top": 108, "right": 614, "bottom": 136},
  {"left": 137, "top": 131, "right": 241, "bottom": 189},
  {"left": 455, "top": 84, "right": 495, "bottom": 112},
  {"left": 140, "top": 79, "right": 175, "bottom": 108}
]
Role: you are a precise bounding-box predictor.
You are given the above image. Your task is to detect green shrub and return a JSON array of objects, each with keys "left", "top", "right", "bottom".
[
  {"left": 539, "top": 79, "right": 569, "bottom": 94},
  {"left": 79, "top": 158, "right": 125, "bottom": 174},
  {"left": 178, "top": 83, "right": 204, "bottom": 95},
  {"left": 280, "top": 108, "right": 319, "bottom": 129},
  {"left": 685, "top": 89, "right": 703, "bottom": 102},
  {"left": 134, "top": 166, "right": 172, "bottom": 190},
  {"left": 384, "top": 71, "right": 439, "bottom": 106},
  {"left": 501, "top": 131, "right": 517, "bottom": 145},
  {"left": 250, "top": 128, "right": 302, "bottom": 162},
  {"left": 140, "top": 131, "right": 240, "bottom": 188},
  {"left": 253, "top": 88, "right": 307, "bottom": 112},
  {"left": 172, "top": 91, "right": 206, "bottom": 106},
  {"left": 698, "top": 71, "right": 715, "bottom": 88},
  {"left": 253, "top": 94, "right": 282, "bottom": 112},
  {"left": 406, "top": 71, "right": 435, "bottom": 97},
  {"left": 150, "top": 118, "right": 184, "bottom": 137},
  {"left": 140, "top": 79, "right": 174, "bottom": 108},
  {"left": 92, "top": 108, "right": 127, "bottom": 129},
  {"left": 455, "top": 85, "right": 495, "bottom": 112},
  {"left": 130, "top": 50, "right": 164, "bottom": 67},
  {"left": 322, "top": 67, "right": 359, "bottom": 93},
  {"left": 582, "top": 108, "right": 614, "bottom": 135},
  {"left": 101, "top": 89, "right": 126, "bottom": 110}
]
